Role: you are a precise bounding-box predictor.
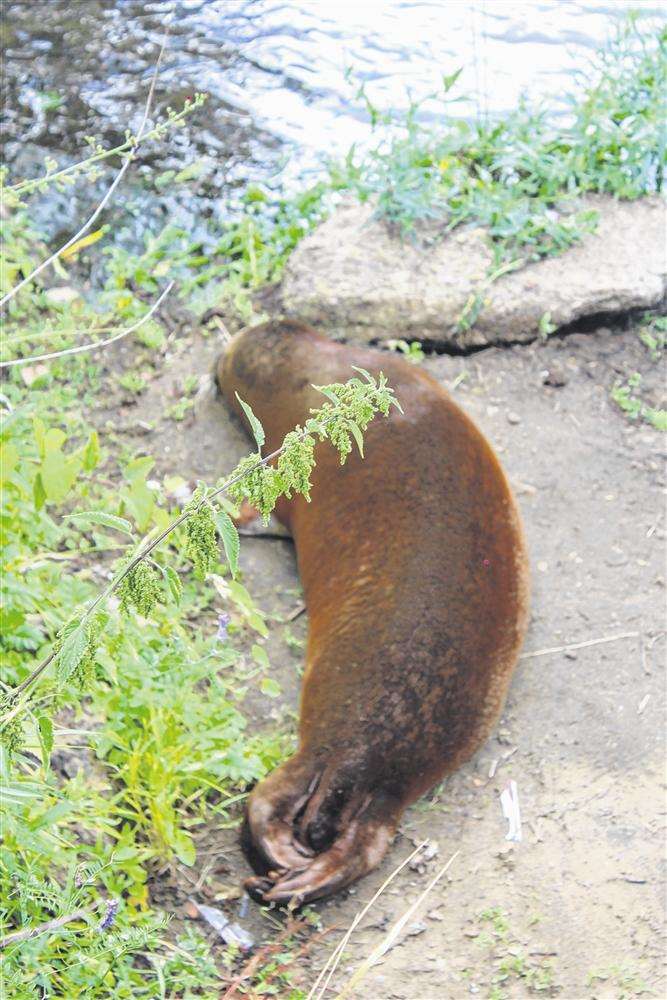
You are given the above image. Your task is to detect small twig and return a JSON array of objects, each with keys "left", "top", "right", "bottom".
[
  {"left": 285, "top": 603, "right": 307, "bottom": 622},
  {"left": 0, "top": 21, "right": 171, "bottom": 308},
  {"left": 0, "top": 903, "right": 99, "bottom": 949},
  {"left": 520, "top": 631, "right": 640, "bottom": 660},
  {"left": 0, "top": 282, "right": 173, "bottom": 368},
  {"left": 221, "top": 917, "right": 305, "bottom": 1000}
]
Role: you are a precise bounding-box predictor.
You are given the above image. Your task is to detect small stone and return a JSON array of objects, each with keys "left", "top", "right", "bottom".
[
  {"left": 45, "top": 286, "right": 81, "bottom": 305},
  {"left": 541, "top": 366, "right": 567, "bottom": 387},
  {"left": 507, "top": 412, "right": 521, "bottom": 425},
  {"left": 564, "top": 650, "right": 578, "bottom": 660}
]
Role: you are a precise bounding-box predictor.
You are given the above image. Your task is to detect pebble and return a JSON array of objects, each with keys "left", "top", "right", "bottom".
[{"left": 507, "top": 411, "right": 521, "bottom": 424}]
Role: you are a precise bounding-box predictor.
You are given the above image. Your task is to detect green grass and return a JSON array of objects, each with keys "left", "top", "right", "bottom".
[{"left": 337, "top": 15, "right": 664, "bottom": 265}]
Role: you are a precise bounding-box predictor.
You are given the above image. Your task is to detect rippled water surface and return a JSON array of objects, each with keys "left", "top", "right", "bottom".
[{"left": 2, "top": 0, "right": 662, "bottom": 237}]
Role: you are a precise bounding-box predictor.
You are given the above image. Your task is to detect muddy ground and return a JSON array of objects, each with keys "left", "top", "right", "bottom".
[{"left": 97, "top": 314, "right": 666, "bottom": 1000}]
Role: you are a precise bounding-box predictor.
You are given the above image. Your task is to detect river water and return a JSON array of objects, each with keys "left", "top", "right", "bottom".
[{"left": 2, "top": 0, "right": 663, "bottom": 244}]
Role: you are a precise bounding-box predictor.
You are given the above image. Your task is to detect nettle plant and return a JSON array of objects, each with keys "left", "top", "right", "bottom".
[{"left": 1, "top": 369, "right": 397, "bottom": 760}]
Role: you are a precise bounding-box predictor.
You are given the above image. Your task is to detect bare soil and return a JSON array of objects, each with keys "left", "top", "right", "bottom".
[{"left": 97, "top": 316, "right": 666, "bottom": 1000}]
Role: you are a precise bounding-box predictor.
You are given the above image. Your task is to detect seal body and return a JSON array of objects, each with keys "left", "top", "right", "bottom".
[{"left": 217, "top": 320, "right": 529, "bottom": 903}]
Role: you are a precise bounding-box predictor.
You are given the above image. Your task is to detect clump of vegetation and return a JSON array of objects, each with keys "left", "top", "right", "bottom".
[
  {"left": 476, "top": 907, "right": 556, "bottom": 999},
  {"left": 611, "top": 372, "right": 666, "bottom": 430},
  {"left": 338, "top": 16, "right": 665, "bottom": 266}
]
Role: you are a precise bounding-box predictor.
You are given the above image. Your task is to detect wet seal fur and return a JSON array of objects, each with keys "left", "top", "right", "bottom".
[{"left": 216, "top": 320, "right": 529, "bottom": 904}]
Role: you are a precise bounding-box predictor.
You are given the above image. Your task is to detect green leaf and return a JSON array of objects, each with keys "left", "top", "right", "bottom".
[
  {"left": 260, "top": 677, "right": 281, "bottom": 698},
  {"left": 124, "top": 456, "right": 155, "bottom": 483},
  {"left": 172, "top": 831, "right": 196, "bottom": 866},
  {"left": 174, "top": 159, "right": 206, "bottom": 183},
  {"left": 442, "top": 67, "right": 463, "bottom": 92},
  {"left": 251, "top": 644, "right": 269, "bottom": 669},
  {"left": 56, "top": 625, "right": 87, "bottom": 685},
  {"left": 228, "top": 581, "right": 268, "bottom": 637},
  {"left": 215, "top": 510, "right": 240, "bottom": 579},
  {"left": 235, "top": 393, "right": 265, "bottom": 450},
  {"left": 67, "top": 511, "right": 134, "bottom": 536},
  {"left": 83, "top": 430, "right": 101, "bottom": 472},
  {"left": 348, "top": 421, "right": 365, "bottom": 457},
  {"left": 43, "top": 427, "right": 67, "bottom": 454},
  {"left": 162, "top": 565, "right": 183, "bottom": 605},
  {"left": 0, "top": 442, "right": 18, "bottom": 482},
  {"left": 37, "top": 716, "right": 54, "bottom": 771},
  {"left": 33, "top": 417, "right": 46, "bottom": 457},
  {"left": 40, "top": 449, "right": 81, "bottom": 503},
  {"left": 313, "top": 384, "right": 340, "bottom": 404},
  {"left": 33, "top": 472, "right": 46, "bottom": 510},
  {"left": 246, "top": 611, "right": 269, "bottom": 638},
  {"left": 123, "top": 480, "right": 156, "bottom": 532}
]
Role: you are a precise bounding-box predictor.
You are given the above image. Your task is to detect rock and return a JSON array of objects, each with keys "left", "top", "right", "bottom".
[
  {"left": 541, "top": 366, "right": 568, "bottom": 387},
  {"left": 280, "top": 196, "right": 666, "bottom": 349},
  {"left": 45, "top": 286, "right": 82, "bottom": 305},
  {"left": 507, "top": 412, "right": 521, "bottom": 425}
]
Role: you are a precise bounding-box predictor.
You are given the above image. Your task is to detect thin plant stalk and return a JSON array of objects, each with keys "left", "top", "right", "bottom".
[
  {"left": 0, "top": 281, "right": 174, "bottom": 368},
  {"left": 0, "top": 21, "right": 171, "bottom": 309}
]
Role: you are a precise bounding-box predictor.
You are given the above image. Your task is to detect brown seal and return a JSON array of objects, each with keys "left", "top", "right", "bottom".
[{"left": 217, "top": 320, "right": 529, "bottom": 904}]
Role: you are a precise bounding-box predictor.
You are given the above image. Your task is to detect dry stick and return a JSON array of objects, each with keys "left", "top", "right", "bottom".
[
  {"left": 0, "top": 903, "right": 99, "bottom": 950},
  {"left": 0, "top": 20, "right": 171, "bottom": 309},
  {"left": 0, "top": 281, "right": 174, "bottom": 368},
  {"left": 520, "top": 631, "right": 640, "bottom": 660},
  {"left": 221, "top": 918, "right": 306, "bottom": 1000},
  {"left": 332, "top": 850, "right": 460, "bottom": 1000},
  {"left": 308, "top": 841, "right": 428, "bottom": 1000}
]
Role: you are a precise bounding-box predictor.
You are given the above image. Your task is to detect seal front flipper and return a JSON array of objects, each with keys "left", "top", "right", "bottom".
[{"left": 245, "top": 798, "right": 397, "bottom": 906}]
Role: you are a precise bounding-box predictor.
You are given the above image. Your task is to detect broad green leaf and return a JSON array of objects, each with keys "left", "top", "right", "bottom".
[
  {"left": 67, "top": 511, "right": 134, "bottom": 536},
  {"left": 124, "top": 456, "right": 155, "bottom": 483},
  {"left": 0, "top": 442, "right": 18, "bottom": 482},
  {"left": 235, "top": 393, "right": 265, "bottom": 450},
  {"left": 215, "top": 510, "right": 240, "bottom": 579},
  {"left": 251, "top": 644, "right": 269, "bottom": 669},
  {"left": 246, "top": 611, "right": 269, "bottom": 638},
  {"left": 228, "top": 580, "right": 268, "bottom": 637},
  {"left": 123, "top": 480, "right": 155, "bottom": 532},
  {"left": 43, "top": 427, "right": 67, "bottom": 454},
  {"left": 56, "top": 625, "right": 87, "bottom": 685},
  {"left": 260, "top": 677, "right": 281, "bottom": 698},
  {"left": 40, "top": 450, "right": 81, "bottom": 503}
]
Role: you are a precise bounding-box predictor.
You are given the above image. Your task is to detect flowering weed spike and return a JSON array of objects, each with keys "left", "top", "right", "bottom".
[
  {"left": 118, "top": 561, "right": 162, "bottom": 617},
  {"left": 185, "top": 489, "right": 219, "bottom": 578},
  {"left": 277, "top": 429, "right": 316, "bottom": 500}
]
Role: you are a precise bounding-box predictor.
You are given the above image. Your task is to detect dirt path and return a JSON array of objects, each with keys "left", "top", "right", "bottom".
[{"left": 100, "top": 318, "right": 665, "bottom": 999}]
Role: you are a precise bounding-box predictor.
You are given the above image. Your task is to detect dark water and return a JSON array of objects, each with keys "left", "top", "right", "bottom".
[{"left": 1, "top": 0, "right": 663, "bottom": 245}]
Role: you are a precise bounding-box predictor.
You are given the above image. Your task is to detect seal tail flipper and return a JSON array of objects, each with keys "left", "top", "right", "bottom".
[{"left": 244, "top": 810, "right": 395, "bottom": 905}]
